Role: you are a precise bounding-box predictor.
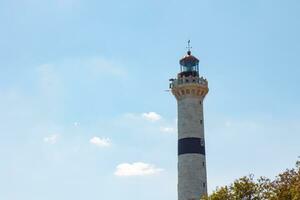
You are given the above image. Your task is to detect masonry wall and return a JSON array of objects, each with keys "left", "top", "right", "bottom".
[{"left": 177, "top": 97, "right": 207, "bottom": 200}]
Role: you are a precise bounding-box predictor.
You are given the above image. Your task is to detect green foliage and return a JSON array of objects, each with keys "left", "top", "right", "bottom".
[{"left": 202, "top": 160, "right": 300, "bottom": 200}]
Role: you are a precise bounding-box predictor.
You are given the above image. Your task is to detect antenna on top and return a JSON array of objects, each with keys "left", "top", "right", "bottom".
[{"left": 186, "top": 40, "right": 192, "bottom": 55}]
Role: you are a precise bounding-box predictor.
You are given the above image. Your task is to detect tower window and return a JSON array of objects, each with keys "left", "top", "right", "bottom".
[
  {"left": 203, "top": 162, "right": 205, "bottom": 166},
  {"left": 203, "top": 182, "right": 206, "bottom": 188},
  {"left": 200, "top": 120, "right": 203, "bottom": 124},
  {"left": 199, "top": 101, "right": 202, "bottom": 105},
  {"left": 200, "top": 139, "right": 205, "bottom": 147}
]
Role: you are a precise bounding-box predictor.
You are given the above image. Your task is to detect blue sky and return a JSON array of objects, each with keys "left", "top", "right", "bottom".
[{"left": 1, "top": 0, "right": 300, "bottom": 199}]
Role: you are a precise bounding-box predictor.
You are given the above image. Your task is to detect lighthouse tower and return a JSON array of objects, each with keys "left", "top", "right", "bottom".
[{"left": 170, "top": 45, "right": 209, "bottom": 200}]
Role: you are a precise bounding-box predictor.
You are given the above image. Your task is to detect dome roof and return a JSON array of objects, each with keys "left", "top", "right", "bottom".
[{"left": 179, "top": 51, "right": 199, "bottom": 66}]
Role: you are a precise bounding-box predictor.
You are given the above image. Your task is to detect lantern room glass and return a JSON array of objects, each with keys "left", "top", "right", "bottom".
[{"left": 181, "top": 63, "right": 199, "bottom": 73}]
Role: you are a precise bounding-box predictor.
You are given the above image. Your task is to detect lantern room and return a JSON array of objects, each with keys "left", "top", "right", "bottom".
[{"left": 179, "top": 50, "right": 199, "bottom": 77}]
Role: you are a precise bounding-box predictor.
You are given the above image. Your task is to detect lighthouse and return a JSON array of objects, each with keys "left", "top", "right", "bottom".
[{"left": 170, "top": 44, "right": 209, "bottom": 200}]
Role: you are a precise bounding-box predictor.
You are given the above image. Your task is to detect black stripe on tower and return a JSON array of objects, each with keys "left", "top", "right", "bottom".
[{"left": 178, "top": 137, "right": 205, "bottom": 155}]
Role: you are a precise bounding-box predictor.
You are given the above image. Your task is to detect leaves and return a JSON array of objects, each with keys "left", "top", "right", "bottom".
[{"left": 202, "top": 160, "right": 300, "bottom": 200}]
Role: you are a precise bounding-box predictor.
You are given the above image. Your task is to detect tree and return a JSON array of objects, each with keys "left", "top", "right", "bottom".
[{"left": 202, "top": 160, "right": 300, "bottom": 200}]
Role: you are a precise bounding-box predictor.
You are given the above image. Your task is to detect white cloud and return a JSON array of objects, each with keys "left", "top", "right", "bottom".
[
  {"left": 43, "top": 134, "right": 59, "bottom": 144},
  {"left": 160, "top": 126, "right": 176, "bottom": 133},
  {"left": 141, "top": 112, "right": 162, "bottom": 122},
  {"left": 90, "top": 137, "right": 111, "bottom": 147},
  {"left": 114, "top": 162, "right": 163, "bottom": 177}
]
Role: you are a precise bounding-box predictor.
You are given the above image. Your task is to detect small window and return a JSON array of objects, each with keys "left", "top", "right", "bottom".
[
  {"left": 202, "top": 162, "right": 205, "bottom": 166},
  {"left": 200, "top": 139, "right": 205, "bottom": 147},
  {"left": 199, "top": 101, "right": 202, "bottom": 105},
  {"left": 200, "top": 119, "right": 203, "bottom": 124},
  {"left": 203, "top": 182, "right": 206, "bottom": 188}
]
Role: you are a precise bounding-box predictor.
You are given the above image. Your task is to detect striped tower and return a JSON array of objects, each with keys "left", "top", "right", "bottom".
[{"left": 170, "top": 47, "right": 209, "bottom": 200}]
